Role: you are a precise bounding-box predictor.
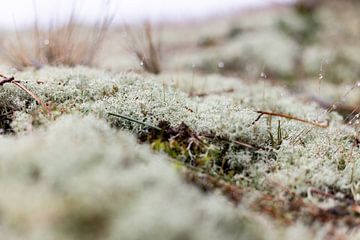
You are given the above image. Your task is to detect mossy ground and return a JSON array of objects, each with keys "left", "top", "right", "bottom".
[
  {"left": 0, "top": 1, "right": 360, "bottom": 239},
  {"left": 0, "top": 64, "right": 358, "bottom": 239}
]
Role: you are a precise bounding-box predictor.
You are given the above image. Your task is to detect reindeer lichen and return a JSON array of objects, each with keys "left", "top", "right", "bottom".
[{"left": 0, "top": 66, "right": 360, "bottom": 238}]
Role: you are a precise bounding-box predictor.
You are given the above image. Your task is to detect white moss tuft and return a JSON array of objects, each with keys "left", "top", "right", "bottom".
[
  {"left": 0, "top": 114, "right": 285, "bottom": 240},
  {"left": 0, "top": 66, "right": 359, "bottom": 238},
  {"left": 0, "top": 66, "right": 358, "bottom": 194}
]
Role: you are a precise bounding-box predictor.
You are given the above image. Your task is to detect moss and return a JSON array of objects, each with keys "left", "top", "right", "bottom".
[
  {"left": 0, "top": 66, "right": 357, "bottom": 193},
  {"left": 138, "top": 121, "right": 232, "bottom": 177},
  {"left": 0, "top": 66, "right": 360, "bottom": 238},
  {"left": 0, "top": 115, "right": 294, "bottom": 240}
]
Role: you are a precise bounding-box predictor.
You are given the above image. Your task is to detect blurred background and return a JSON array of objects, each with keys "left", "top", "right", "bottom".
[
  {"left": 1, "top": 0, "right": 360, "bottom": 115},
  {"left": 1, "top": 0, "right": 293, "bottom": 28}
]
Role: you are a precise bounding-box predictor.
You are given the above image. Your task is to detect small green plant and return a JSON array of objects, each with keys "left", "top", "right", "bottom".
[{"left": 267, "top": 118, "right": 284, "bottom": 149}]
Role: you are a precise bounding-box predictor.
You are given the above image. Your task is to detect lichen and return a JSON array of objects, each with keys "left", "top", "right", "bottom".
[
  {"left": 0, "top": 66, "right": 358, "bottom": 193},
  {"left": 0, "top": 114, "right": 290, "bottom": 240},
  {"left": 0, "top": 66, "right": 360, "bottom": 238}
]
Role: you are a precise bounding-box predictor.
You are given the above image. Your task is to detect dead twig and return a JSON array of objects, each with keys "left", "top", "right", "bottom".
[
  {"left": 253, "top": 110, "right": 329, "bottom": 128},
  {"left": 0, "top": 74, "right": 49, "bottom": 113},
  {"left": 0, "top": 76, "right": 16, "bottom": 85}
]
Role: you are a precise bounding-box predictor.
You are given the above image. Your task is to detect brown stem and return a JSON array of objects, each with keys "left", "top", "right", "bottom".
[
  {"left": 11, "top": 81, "right": 50, "bottom": 113},
  {"left": 0, "top": 74, "right": 50, "bottom": 114},
  {"left": 0, "top": 76, "right": 15, "bottom": 85},
  {"left": 254, "top": 110, "right": 329, "bottom": 128}
]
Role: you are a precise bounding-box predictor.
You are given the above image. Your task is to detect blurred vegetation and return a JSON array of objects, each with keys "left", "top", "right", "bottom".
[{"left": 170, "top": 0, "right": 360, "bottom": 87}]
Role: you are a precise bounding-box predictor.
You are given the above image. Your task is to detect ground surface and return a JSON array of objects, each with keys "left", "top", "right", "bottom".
[{"left": 1, "top": 1, "right": 360, "bottom": 239}]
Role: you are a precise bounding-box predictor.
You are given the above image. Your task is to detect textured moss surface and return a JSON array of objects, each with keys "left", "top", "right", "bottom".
[
  {"left": 0, "top": 115, "right": 276, "bottom": 240},
  {"left": 0, "top": 66, "right": 360, "bottom": 238}
]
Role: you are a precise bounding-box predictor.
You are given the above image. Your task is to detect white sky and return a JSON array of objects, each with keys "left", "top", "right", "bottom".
[{"left": 1, "top": 0, "right": 294, "bottom": 29}]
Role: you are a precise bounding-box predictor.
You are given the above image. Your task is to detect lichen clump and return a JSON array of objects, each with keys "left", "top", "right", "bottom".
[
  {"left": 0, "top": 66, "right": 360, "bottom": 238},
  {"left": 0, "top": 115, "right": 271, "bottom": 239}
]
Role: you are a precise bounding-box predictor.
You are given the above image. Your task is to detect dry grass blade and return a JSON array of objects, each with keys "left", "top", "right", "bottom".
[
  {"left": 254, "top": 110, "right": 329, "bottom": 128},
  {"left": 0, "top": 74, "right": 50, "bottom": 113},
  {"left": 125, "top": 21, "right": 162, "bottom": 74},
  {"left": 11, "top": 81, "right": 49, "bottom": 113}
]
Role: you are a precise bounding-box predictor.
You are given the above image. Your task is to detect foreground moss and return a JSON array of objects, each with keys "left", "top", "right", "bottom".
[
  {"left": 0, "top": 66, "right": 360, "bottom": 237},
  {"left": 0, "top": 114, "right": 305, "bottom": 240},
  {"left": 0, "top": 66, "right": 358, "bottom": 190}
]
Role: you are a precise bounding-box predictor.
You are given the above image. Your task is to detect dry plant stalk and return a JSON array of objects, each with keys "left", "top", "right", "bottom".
[
  {"left": 0, "top": 73, "right": 49, "bottom": 113},
  {"left": 126, "top": 21, "right": 162, "bottom": 74},
  {"left": 253, "top": 110, "right": 329, "bottom": 128},
  {"left": 2, "top": 7, "right": 113, "bottom": 69}
]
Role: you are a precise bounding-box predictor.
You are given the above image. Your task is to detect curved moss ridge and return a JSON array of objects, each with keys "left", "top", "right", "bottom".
[
  {"left": 1, "top": 66, "right": 359, "bottom": 194},
  {"left": 0, "top": 115, "right": 287, "bottom": 240}
]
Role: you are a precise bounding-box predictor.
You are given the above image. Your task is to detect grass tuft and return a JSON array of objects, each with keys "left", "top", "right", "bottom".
[
  {"left": 125, "top": 21, "right": 162, "bottom": 74},
  {"left": 2, "top": 7, "right": 112, "bottom": 69}
]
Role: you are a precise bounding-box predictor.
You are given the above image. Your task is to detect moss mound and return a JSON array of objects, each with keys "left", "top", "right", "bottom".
[{"left": 0, "top": 66, "right": 359, "bottom": 238}]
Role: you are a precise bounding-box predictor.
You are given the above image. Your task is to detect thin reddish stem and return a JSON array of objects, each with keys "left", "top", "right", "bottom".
[{"left": 255, "top": 110, "right": 329, "bottom": 128}]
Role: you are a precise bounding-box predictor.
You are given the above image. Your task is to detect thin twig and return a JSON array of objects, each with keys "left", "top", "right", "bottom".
[
  {"left": 0, "top": 74, "right": 49, "bottom": 113},
  {"left": 254, "top": 110, "right": 329, "bottom": 128},
  {"left": 251, "top": 112, "right": 264, "bottom": 125},
  {"left": 11, "top": 81, "right": 49, "bottom": 113},
  {"left": 0, "top": 76, "right": 15, "bottom": 85}
]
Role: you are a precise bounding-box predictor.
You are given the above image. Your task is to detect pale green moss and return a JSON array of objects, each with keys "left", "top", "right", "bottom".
[
  {"left": 0, "top": 114, "right": 291, "bottom": 240},
  {"left": 0, "top": 66, "right": 358, "bottom": 194},
  {"left": 0, "top": 66, "right": 360, "bottom": 238}
]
